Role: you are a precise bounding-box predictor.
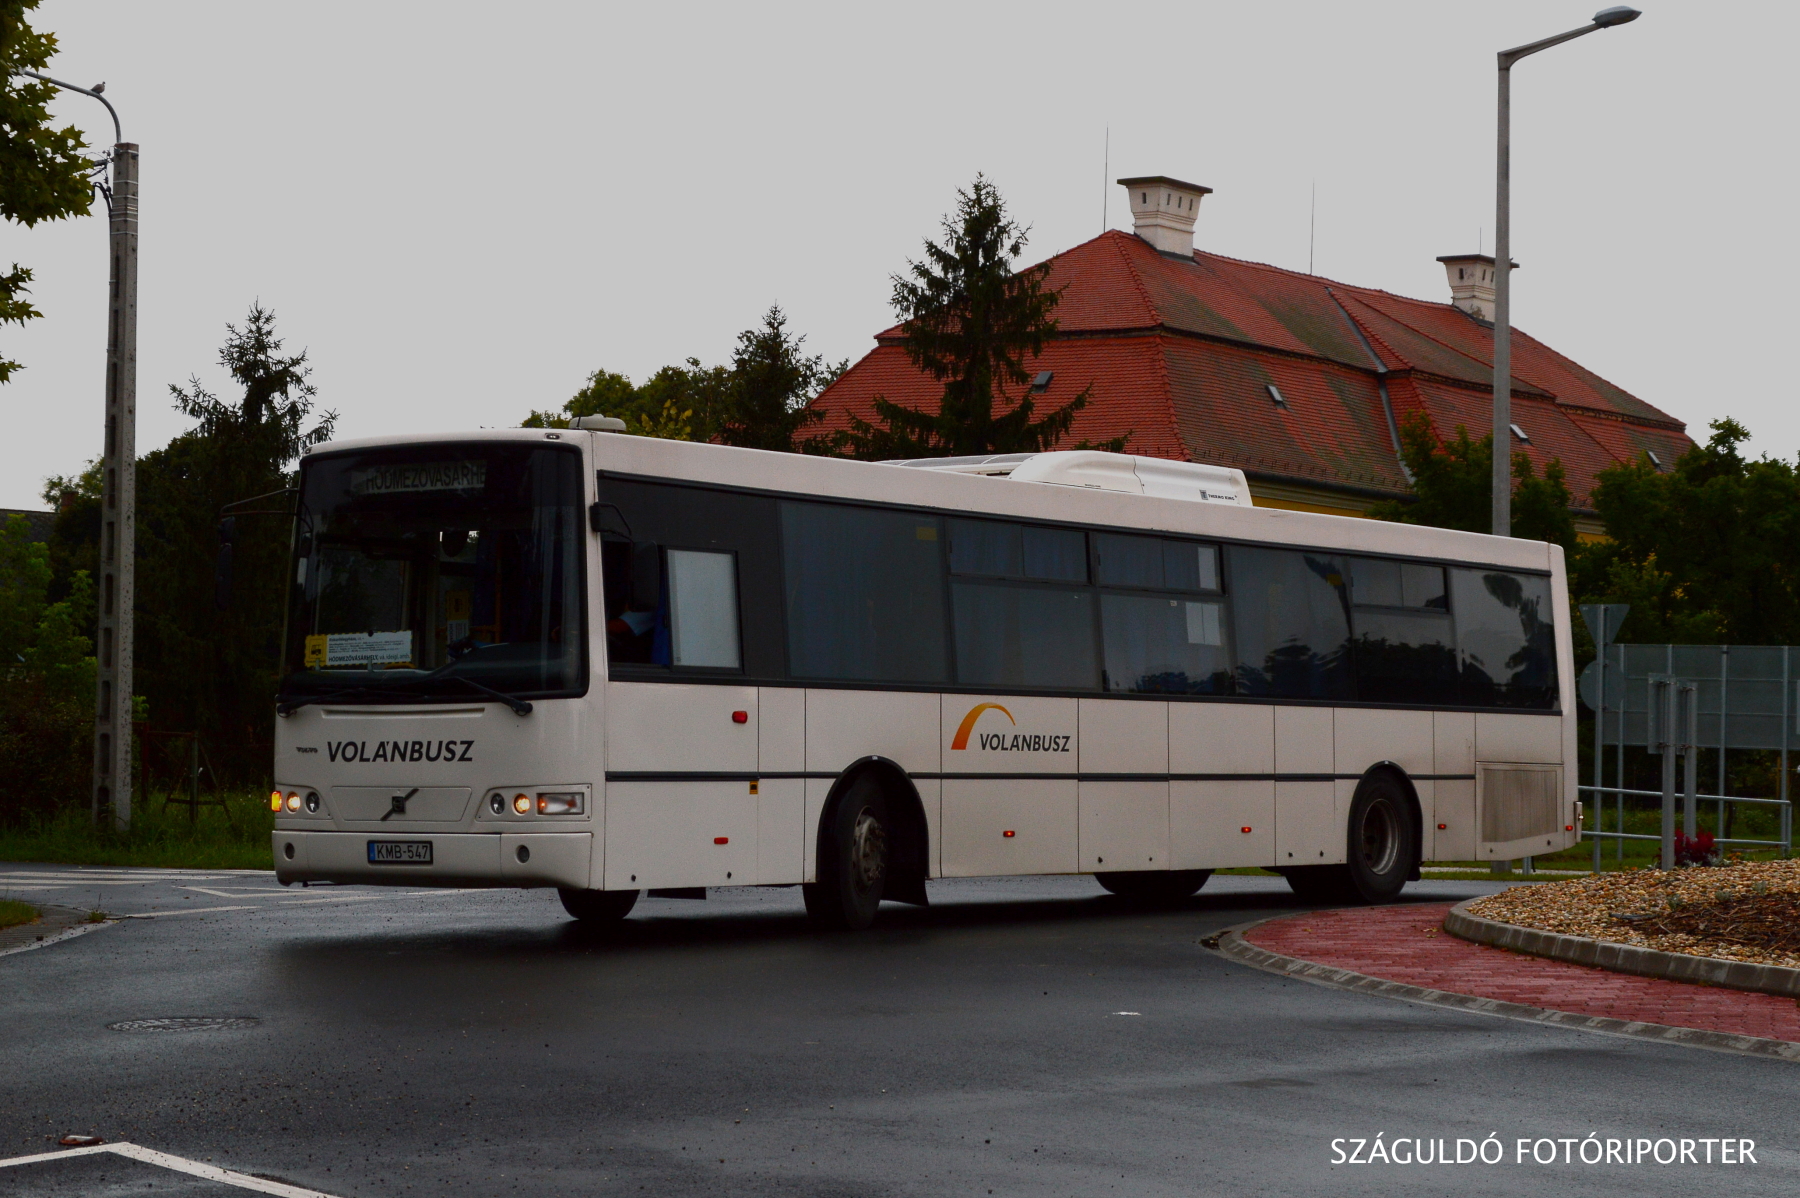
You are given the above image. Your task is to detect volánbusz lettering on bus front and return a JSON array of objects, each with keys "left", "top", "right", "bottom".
[{"left": 326, "top": 739, "right": 474, "bottom": 764}]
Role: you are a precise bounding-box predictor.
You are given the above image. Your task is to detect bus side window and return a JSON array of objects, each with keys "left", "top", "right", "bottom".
[
  {"left": 1452, "top": 568, "right": 1557, "bottom": 709},
  {"left": 1228, "top": 546, "right": 1353, "bottom": 700},
  {"left": 602, "top": 539, "right": 664, "bottom": 665},
  {"left": 666, "top": 549, "right": 741, "bottom": 670}
]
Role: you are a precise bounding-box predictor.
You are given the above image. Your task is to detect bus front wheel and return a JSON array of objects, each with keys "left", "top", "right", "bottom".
[
  {"left": 559, "top": 887, "right": 639, "bottom": 923},
  {"left": 1095, "top": 870, "right": 1213, "bottom": 904},
  {"left": 804, "top": 777, "right": 888, "bottom": 930}
]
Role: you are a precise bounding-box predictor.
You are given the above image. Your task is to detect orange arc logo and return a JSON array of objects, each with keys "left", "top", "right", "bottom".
[{"left": 951, "top": 703, "right": 1015, "bottom": 750}]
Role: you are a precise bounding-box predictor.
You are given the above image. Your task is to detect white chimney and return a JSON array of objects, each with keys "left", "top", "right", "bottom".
[
  {"left": 1435, "top": 253, "right": 1517, "bottom": 322},
  {"left": 1117, "top": 175, "right": 1212, "bottom": 256}
]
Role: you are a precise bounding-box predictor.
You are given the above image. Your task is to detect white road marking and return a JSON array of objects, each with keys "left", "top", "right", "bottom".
[
  {"left": 122, "top": 905, "right": 260, "bottom": 918},
  {"left": 177, "top": 886, "right": 254, "bottom": 899},
  {"left": 0, "top": 1141, "right": 343, "bottom": 1197}
]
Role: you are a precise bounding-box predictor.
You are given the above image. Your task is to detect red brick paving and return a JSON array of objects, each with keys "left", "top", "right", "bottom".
[{"left": 1244, "top": 903, "right": 1800, "bottom": 1044}]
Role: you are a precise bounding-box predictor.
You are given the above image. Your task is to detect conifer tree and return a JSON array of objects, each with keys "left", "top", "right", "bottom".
[{"left": 843, "top": 177, "right": 1106, "bottom": 458}]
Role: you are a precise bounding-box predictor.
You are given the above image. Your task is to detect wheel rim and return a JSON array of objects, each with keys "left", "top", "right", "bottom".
[
  {"left": 1358, "top": 797, "right": 1400, "bottom": 876},
  {"left": 849, "top": 806, "right": 886, "bottom": 894}
]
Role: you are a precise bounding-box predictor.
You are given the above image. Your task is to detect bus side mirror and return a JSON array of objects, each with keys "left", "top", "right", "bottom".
[{"left": 215, "top": 517, "right": 235, "bottom": 611}]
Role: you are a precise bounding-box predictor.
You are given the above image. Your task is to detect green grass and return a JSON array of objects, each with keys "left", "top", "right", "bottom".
[
  {"left": 0, "top": 792, "right": 276, "bottom": 870},
  {"left": 0, "top": 900, "right": 39, "bottom": 929}
]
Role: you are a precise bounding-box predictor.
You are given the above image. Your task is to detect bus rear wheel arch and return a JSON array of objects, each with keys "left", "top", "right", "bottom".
[{"left": 1279, "top": 767, "right": 1419, "bottom": 905}]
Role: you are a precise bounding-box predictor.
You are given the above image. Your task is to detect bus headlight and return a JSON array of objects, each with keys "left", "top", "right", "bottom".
[
  {"left": 512, "top": 793, "right": 531, "bottom": 815},
  {"left": 490, "top": 793, "right": 505, "bottom": 815},
  {"left": 285, "top": 792, "right": 302, "bottom": 813},
  {"left": 305, "top": 792, "right": 320, "bottom": 813},
  {"left": 537, "top": 792, "right": 584, "bottom": 816}
]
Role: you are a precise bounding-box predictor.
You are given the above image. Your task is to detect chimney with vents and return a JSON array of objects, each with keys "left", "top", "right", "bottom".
[
  {"left": 1435, "top": 253, "right": 1517, "bottom": 322},
  {"left": 1117, "top": 176, "right": 1211, "bottom": 256}
]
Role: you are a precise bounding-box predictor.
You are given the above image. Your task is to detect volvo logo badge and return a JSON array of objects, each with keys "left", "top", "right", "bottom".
[{"left": 380, "top": 787, "right": 420, "bottom": 821}]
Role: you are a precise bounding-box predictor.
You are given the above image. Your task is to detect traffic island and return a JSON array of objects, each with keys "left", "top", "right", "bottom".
[{"left": 1216, "top": 902, "right": 1800, "bottom": 1060}]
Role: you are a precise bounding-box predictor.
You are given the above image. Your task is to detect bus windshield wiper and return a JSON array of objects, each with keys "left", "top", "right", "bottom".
[
  {"left": 277, "top": 675, "right": 531, "bottom": 717},
  {"left": 440, "top": 673, "right": 532, "bottom": 715}
]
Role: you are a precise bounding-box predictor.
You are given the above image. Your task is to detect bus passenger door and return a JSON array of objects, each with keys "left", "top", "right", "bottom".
[{"left": 603, "top": 682, "right": 758, "bottom": 889}]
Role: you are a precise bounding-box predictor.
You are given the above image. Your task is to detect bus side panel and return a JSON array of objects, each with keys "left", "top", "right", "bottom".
[
  {"left": 940, "top": 779, "right": 1078, "bottom": 877},
  {"left": 757, "top": 687, "right": 805, "bottom": 885},
  {"left": 1078, "top": 698, "right": 1169, "bottom": 873},
  {"left": 605, "top": 682, "right": 758, "bottom": 773},
  {"left": 1333, "top": 708, "right": 1433, "bottom": 786},
  {"left": 1433, "top": 712, "right": 1477, "bottom": 861},
  {"left": 1170, "top": 703, "right": 1275, "bottom": 869},
  {"left": 1474, "top": 713, "right": 1563, "bottom": 766},
  {"left": 603, "top": 781, "right": 757, "bottom": 889},
  {"left": 1275, "top": 706, "right": 1340, "bottom": 866}
]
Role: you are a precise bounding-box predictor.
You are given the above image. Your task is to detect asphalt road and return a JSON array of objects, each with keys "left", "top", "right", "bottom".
[{"left": 0, "top": 866, "right": 1794, "bottom": 1197}]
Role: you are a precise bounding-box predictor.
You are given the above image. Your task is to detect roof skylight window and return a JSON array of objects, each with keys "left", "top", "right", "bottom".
[
  {"left": 1647, "top": 449, "right": 1663, "bottom": 470},
  {"left": 1030, "top": 371, "right": 1053, "bottom": 393},
  {"left": 1509, "top": 423, "right": 1530, "bottom": 443},
  {"left": 1267, "top": 383, "right": 1288, "bottom": 409}
]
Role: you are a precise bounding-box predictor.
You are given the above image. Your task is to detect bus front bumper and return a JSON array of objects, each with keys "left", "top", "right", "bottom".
[{"left": 272, "top": 831, "right": 593, "bottom": 890}]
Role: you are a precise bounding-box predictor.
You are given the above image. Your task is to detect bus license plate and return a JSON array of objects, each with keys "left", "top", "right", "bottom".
[{"left": 367, "top": 840, "right": 432, "bottom": 865}]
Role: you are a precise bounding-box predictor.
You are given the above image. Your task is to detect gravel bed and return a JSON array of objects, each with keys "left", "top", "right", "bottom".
[{"left": 1465, "top": 858, "right": 1800, "bottom": 970}]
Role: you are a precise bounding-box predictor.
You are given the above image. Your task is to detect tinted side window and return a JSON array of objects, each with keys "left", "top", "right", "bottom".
[
  {"left": 951, "top": 582, "right": 1097, "bottom": 690},
  {"left": 948, "top": 519, "right": 1086, "bottom": 582},
  {"left": 1350, "top": 556, "right": 1455, "bottom": 704},
  {"left": 1100, "top": 593, "right": 1233, "bottom": 695},
  {"left": 1228, "top": 547, "right": 1352, "bottom": 699},
  {"left": 1352, "top": 609, "right": 1457, "bottom": 704},
  {"left": 1095, "top": 533, "right": 1220, "bottom": 592},
  {"left": 781, "top": 501, "right": 948, "bottom": 683},
  {"left": 1453, "top": 568, "right": 1558, "bottom": 709}
]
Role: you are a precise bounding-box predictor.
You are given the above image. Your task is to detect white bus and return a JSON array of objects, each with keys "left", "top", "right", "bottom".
[{"left": 270, "top": 427, "right": 1576, "bottom": 927}]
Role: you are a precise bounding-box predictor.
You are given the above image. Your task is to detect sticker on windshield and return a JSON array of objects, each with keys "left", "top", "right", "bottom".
[
  {"left": 349, "top": 460, "right": 486, "bottom": 496},
  {"left": 308, "top": 630, "right": 415, "bottom": 667}
]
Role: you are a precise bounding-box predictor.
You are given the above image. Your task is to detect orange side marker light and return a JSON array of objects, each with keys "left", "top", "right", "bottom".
[
  {"left": 1437, "top": 823, "right": 1448, "bottom": 830},
  {"left": 1240, "top": 826, "right": 1252, "bottom": 834},
  {"left": 1002, "top": 830, "right": 1015, "bottom": 838}
]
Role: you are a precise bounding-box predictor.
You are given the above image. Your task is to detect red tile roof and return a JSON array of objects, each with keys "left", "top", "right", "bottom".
[{"left": 812, "top": 230, "right": 1687, "bottom": 509}]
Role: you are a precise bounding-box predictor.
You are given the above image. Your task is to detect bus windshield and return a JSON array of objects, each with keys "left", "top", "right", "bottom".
[{"left": 279, "top": 442, "right": 586, "bottom": 704}]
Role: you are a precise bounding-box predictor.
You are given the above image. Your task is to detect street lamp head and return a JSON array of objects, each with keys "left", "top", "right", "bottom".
[{"left": 1593, "top": 6, "right": 1641, "bottom": 26}]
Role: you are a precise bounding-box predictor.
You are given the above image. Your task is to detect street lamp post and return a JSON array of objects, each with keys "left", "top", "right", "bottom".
[
  {"left": 18, "top": 69, "right": 139, "bottom": 831},
  {"left": 1491, "top": 6, "right": 1640, "bottom": 537}
]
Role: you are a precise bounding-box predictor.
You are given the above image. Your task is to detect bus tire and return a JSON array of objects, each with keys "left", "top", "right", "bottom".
[
  {"left": 1095, "top": 870, "right": 1212, "bottom": 904},
  {"left": 803, "top": 776, "right": 889, "bottom": 930},
  {"left": 558, "top": 887, "right": 639, "bottom": 923},
  {"left": 1345, "top": 771, "right": 1414, "bottom": 903}
]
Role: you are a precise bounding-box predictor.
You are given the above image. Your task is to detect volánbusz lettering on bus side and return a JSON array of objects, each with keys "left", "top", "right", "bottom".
[{"left": 975, "top": 733, "right": 1072, "bottom": 753}]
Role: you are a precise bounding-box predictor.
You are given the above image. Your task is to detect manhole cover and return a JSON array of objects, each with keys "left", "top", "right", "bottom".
[{"left": 106, "top": 1016, "right": 261, "bottom": 1033}]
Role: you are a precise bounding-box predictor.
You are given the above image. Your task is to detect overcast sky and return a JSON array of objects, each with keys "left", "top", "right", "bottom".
[{"left": 1, "top": 0, "right": 1791, "bottom": 509}]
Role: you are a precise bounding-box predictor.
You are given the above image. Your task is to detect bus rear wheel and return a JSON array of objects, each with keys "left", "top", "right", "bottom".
[
  {"left": 1344, "top": 772, "right": 1414, "bottom": 903},
  {"left": 1095, "top": 869, "right": 1213, "bottom": 904},
  {"left": 803, "top": 777, "right": 888, "bottom": 931},
  {"left": 558, "top": 887, "right": 639, "bottom": 923}
]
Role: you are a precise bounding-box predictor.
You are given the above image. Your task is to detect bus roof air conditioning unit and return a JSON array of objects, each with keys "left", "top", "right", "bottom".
[{"left": 885, "top": 451, "right": 1251, "bottom": 507}]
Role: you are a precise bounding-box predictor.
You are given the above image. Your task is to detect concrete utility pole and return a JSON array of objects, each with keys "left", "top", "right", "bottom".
[
  {"left": 1490, "top": 6, "right": 1639, "bottom": 537},
  {"left": 18, "top": 70, "right": 138, "bottom": 830}
]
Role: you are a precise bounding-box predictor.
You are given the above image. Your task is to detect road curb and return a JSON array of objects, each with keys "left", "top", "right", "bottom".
[
  {"left": 1206, "top": 914, "right": 1800, "bottom": 1064},
  {"left": 1443, "top": 897, "right": 1800, "bottom": 999},
  {"left": 0, "top": 905, "right": 116, "bottom": 959}
]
